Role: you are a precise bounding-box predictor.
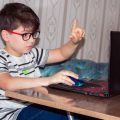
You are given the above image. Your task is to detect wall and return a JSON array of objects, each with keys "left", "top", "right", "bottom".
[{"left": 0, "top": 0, "right": 120, "bottom": 62}]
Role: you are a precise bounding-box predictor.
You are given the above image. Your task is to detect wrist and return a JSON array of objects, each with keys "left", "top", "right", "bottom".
[
  {"left": 38, "top": 77, "right": 50, "bottom": 86},
  {"left": 45, "top": 76, "right": 52, "bottom": 86},
  {"left": 70, "top": 39, "right": 80, "bottom": 46}
]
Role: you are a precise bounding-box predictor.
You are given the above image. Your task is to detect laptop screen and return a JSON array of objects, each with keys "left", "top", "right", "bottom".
[{"left": 109, "top": 31, "right": 120, "bottom": 95}]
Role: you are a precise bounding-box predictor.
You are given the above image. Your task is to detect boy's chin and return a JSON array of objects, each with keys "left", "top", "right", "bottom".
[
  {"left": 25, "top": 48, "right": 33, "bottom": 53},
  {"left": 25, "top": 50, "right": 31, "bottom": 53}
]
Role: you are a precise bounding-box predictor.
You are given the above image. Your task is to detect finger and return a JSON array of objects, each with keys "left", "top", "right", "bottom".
[
  {"left": 82, "top": 30, "right": 85, "bottom": 38},
  {"left": 72, "top": 19, "right": 77, "bottom": 32},
  {"left": 62, "top": 76, "right": 75, "bottom": 86},
  {"left": 76, "top": 29, "right": 85, "bottom": 40},
  {"left": 70, "top": 33, "right": 78, "bottom": 42},
  {"left": 62, "top": 70, "right": 79, "bottom": 79},
  {"left": 78, "top": 29, "right": 85, "bottom": 37}
]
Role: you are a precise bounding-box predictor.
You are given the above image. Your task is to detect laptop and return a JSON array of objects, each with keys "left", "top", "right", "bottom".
[
  {"left": 48, "top": 31, "right": 120, "bottom": 97},
  {"left": 109, "top": 31, "right": 120, "bottom": 96},
  {"left": 48, "top": 60, "right": 109, "bottom": 97}
]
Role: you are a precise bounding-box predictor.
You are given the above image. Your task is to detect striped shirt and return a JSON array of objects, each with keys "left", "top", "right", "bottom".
[{"left": 0, "top": 47, "right": 49, "bottom": 120}]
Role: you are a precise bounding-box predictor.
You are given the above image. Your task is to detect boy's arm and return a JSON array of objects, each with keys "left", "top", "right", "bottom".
[
  {"left": 0, "top": 73, "right": 50, "bottom": 91},
  {"left": 47, "top": 41, "right": 79, "bottom": 63},
  {"left": 47, "top": 19, "right": 85, "bottom": 64},
  {"left": 0, "top": 70, "right": 78, "bottom": 91}
]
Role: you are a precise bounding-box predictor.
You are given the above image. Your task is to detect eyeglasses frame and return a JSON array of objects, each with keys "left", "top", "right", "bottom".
[{"left": 6, "top": 30, "right": 40, "bottom": 41}]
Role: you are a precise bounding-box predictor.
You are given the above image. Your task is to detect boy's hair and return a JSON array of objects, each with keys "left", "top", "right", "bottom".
[{"left": 0, "top": 2, "right": 40, "bottom": 33}]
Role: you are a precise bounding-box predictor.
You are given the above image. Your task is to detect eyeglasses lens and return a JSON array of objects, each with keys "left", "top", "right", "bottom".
[{"left": 23, "top": 31, "right": 40, "bottom": 41}]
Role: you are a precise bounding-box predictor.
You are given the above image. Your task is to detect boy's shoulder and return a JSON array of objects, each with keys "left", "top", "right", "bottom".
[
  {"left": 30, "top": 47, "right": 45, "bottom": 56},
  {"left": 31, "top": 47, "right": 42, "bottom": 52},
  {"left": 25, "top": 47, "right": 42, "bottom": 58},
  {"left": 0, "top": 49, "right": 8, "bottom": 61},
  {"left": 0, "top": 49, "right": 6, "bottom": 54}
]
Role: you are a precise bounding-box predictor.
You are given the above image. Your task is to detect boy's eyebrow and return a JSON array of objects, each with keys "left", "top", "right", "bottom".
[
  {"left": 22, "top": 31, "right": 32, "bottom": 33},
  {"left": 16, "top": 30, "right": 32, "bottom": 33},
  {"left": 22, "top": 29, "right": 30, "bottom": 32},
  {"left": 24, "top": 27, "right": 34, "bottom": 32}
]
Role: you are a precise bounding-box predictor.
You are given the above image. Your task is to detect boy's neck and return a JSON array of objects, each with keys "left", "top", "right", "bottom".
[{"left": 4, "top": 47, "right": 23, "bottom": 57}]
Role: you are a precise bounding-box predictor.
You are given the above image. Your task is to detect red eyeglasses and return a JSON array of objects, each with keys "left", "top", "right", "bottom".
[{"left": 6, "top": 30, "right": 40, "bottom": 41}]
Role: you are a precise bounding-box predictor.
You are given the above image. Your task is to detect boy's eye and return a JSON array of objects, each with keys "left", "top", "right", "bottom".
[
  {"left": 23, "top": 33, "right": 30, "bottom": 37},
  {"left": 22, "top": 33, "right": 31, "bottom": 40},
  {"left": 21, "top": 31, "right": 40, "bottom": 41}
]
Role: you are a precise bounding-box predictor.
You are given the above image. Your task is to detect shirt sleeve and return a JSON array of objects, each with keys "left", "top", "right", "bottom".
[
  {"left": 0, "top": 57, "right": 8, "bottom": 73},
  {"left": 31, "top": 47, "right": 49, "bottom": 67}
]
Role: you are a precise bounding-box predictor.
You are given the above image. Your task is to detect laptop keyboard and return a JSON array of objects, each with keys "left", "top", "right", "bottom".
[{"left": 49, "top": 81, "right": 109, "bottom": 97}]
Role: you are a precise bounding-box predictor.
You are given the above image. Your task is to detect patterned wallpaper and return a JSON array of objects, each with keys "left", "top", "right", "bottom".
[{"left": 0, "top": 0, "right": 120, "bottom": 63}]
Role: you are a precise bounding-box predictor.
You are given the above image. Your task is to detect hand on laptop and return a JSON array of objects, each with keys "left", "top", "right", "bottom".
[{"left": 48, "top": 70, "right": 79, "bottom": 86}]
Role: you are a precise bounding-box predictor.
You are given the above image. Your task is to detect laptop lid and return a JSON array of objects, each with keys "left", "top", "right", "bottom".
[{"left": 109, "top": 31, "right": 120, "bottom": 95}]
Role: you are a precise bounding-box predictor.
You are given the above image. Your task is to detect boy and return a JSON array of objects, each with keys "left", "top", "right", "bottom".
[{"left": 0, "top": 2, "right": 84, "bottom": 120}]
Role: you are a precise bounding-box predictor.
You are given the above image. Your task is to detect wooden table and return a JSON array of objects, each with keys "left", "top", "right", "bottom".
[{"left": 5, "top": 87, "right": 120, "bottom": 120}]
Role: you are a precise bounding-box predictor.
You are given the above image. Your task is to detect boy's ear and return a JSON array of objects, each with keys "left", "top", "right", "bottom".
[{"left": 1, "top": 30, "right": 10, "bottom": 42}]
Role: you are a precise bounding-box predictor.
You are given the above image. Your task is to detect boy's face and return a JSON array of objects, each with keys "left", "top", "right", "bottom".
[{"left": 4, "top": 26, "right": 38, "bottom": 56}]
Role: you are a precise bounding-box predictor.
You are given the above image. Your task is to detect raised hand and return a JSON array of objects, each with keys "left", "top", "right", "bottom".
[{"left": 70, "top": 19, "right": 85, "bottom": 44}]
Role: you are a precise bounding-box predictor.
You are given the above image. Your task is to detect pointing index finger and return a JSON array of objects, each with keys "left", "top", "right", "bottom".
[{"left": 72, "top": 19, "right": 77, "bottom": 32}]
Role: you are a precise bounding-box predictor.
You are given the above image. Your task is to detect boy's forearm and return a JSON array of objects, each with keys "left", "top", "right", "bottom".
[
  {"left": 0, "top": 75, "right": 50, "bottom": 91},
  {"left": 47, "top": 40, "right": 80, "bottom": 64},
  {"left": 9, "top": 77, "right": 50, "bottom": 90},
  {"left": 60, "top": 40, "right": 79, "bottom": 59}
]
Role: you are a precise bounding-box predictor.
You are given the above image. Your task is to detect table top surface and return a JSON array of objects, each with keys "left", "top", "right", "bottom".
[{"left": 5, "top": 87, "right": 120, "bottom": 120}]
